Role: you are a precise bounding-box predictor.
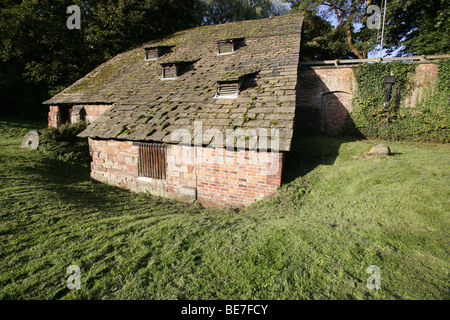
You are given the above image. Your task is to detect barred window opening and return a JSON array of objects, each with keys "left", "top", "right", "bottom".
[{"left": 138, "top": 142, "right": 168, "bottom": 180}]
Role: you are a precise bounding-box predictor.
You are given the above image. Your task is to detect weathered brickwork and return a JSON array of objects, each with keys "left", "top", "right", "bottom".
[
  {"left": 48, "top": 104, "right": 111, "bottom": 128},
  {"left": 89, "top": 139, "right": 146, "bottom": 191},
  {"left": 88, "top": 139, "right": 282, "bottom": 207},
  {"left": 296, "top": 66, "right": 355, "bottom": 135},
  {"left": 403, "top": 63, "right": 438, "bottom": 108},
  {"left": 48, "top": 105, "right": 62, "bottom": 128},
  {"left": 296, "top": 63, "right": 439, "bottom": 135},
  {"left": 320, "top": 91, "right": 352, "bottom": 136},
  {"left": 196, "top": 147, "right": 283, "bottom": 207},
  {"left": 166, "top": 145, "right": 198, "bottom": 202},
  {"left": 82, "top": 105, "right": 112, "bottom": 123}
]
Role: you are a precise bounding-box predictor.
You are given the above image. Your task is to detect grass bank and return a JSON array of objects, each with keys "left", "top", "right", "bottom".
[{"left": 0, "top": 118, "right": 448, "bottom": 299}]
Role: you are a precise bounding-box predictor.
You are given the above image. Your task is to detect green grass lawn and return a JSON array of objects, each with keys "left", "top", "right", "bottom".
[{"left": 0, "top": 118, "right": 448, "bottom": 300}]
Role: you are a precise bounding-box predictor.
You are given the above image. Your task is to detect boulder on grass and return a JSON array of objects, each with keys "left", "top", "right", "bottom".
[
  {"left": 21, "top": 131, "right": 40, "bottom": 150},
  {"left": 367, "top": 144, "right": 390, "bottom": 156}
]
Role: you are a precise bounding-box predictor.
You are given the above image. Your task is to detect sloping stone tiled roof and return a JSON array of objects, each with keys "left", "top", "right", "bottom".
[{"left": 44, "top": 14, "right": 304, "bottom": 151}]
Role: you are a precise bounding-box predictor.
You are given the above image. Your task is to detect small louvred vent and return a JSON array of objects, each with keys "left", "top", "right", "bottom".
[{"left": 218, "top": 83, "right": 239, "bottom": 96}]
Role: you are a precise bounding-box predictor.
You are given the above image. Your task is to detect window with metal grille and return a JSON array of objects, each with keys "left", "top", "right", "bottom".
[
  {"left": 162, "top": 64, "right": 177, "bottom": 79},
  {"left": 217, "top": 40, "right": 234, "bottom": 55},
  {"left": 145, "top": 48, "right": 159, "bottom": 60},
  {"left": 138, "top": 142, "right": 168, "bottom": 180}
]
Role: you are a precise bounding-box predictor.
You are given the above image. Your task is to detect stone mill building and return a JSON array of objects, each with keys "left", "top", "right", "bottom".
[{"left": 44, "top": 14, "right": 306, "bottom": 207}]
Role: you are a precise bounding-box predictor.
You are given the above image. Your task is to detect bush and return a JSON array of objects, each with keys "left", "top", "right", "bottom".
[{"left": 39, "top": 121, "right": 91, "bottom": 166}]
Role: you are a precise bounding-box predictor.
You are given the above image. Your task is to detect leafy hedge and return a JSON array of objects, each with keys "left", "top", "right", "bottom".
[
  {"left": 39, "top": 121, "right": 91, "bottom": 166},
  {"left": 348, "top": 60, "right": 449, "bottom": 143}
]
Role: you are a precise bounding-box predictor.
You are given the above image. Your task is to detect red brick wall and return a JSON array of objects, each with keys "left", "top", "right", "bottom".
[
  {"left": 89, "top": 139, "right": 142, "bottom": 189},
  {"left": 320, "top": 91, "right": 352, "bottom": 136},
  {"left": 166, "top": 145, "right": 198, "bottom": 202},
  {"left": 88, "top": 139, "right": 283, "bottom": 207},
  {"left": 83, "top": 105, "right": 111, "bottom": 123},
  {"left": 48, "top": 104, "right": 111, "bottom": 127},
  {"left": 195, "top": 147, "right": 283, "bottom": 207},
  {"left": 296, "top": 62, "right": 439, "bottom": 135},
  {"left": 48, "top": 105, "right": 61, "bottom": 128},
  {"left": 297, "top": 67, "right": 355, "bottom": 109},
  {"left": 296, "top": 66, "right": 355, "bottom": 135}
]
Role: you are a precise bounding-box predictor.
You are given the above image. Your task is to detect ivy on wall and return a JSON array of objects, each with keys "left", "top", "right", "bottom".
[
  {"left": 437, "top": 59, "right": 450, "bottom": 93},
  {"left": 348, "top": 60, "right": 449, "bottom": 143}
]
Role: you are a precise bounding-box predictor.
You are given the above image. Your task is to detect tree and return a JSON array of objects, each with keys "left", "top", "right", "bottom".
[
  {"left": 202, "top": 0, "right": 288, "bottom": 25},
  {"left": 300, "top": 10, "right": 356, "bottom": 60},
  {"left": 289, "top": 0, "right": 450, "bottom": 59},
  {"left": 0, "top": 0, "right": 89, "bottom": 116},
  {"left": 289, "top": 0, "right": 374, "bottom": 59},
  {"left": 382, "top": 0, "right": 450, "bottom": 56},
  {"left": 85, "top": 0, "right": 205, "bottom": 61},
  {"left": 0, "top": 0, "right": 205, "bottom": 117}
]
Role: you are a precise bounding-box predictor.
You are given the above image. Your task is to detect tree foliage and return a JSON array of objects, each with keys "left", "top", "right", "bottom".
[
  {"left": 288, "top": 0, "right": 450, "bottom": 59},
  {"left": 382, "top": 0, "right": 450, "bottom": 56},
  {"left": 289, "top": 0, "right": 374, "bottom": 59},
  {"left": 299, "top": 10, "right": 356, "bottom": 60},
  {"left": 202, "top": 0, "right": 287, "bottom": 24},
  {"left": 0, "top": 0, "right": 205, "bottom": 117},
  {"left": 0, "top": 0, "right": 288, "bottom": 117}
]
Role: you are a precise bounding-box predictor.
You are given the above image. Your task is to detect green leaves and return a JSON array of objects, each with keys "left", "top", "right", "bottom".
[
  {"left": 350, "top": 61, "right": 449, "bottom": 143},
  {"left": 384, "top": 0, "right": 450, "bottom": 55},
  {"left": 39, "top": 121, "right": 91, "bottom": 166},
  {"left": 202, "top": 0, "right": 287, "bottom": 25},
  {"left": 437, "top": 59, "right": 450, "bottom": 93},
  {"left": 0, "top": 0, "right": 206, "bottom": 117}
]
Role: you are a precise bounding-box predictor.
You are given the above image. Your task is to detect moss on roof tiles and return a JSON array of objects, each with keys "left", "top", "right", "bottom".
[
  {"left": 64, "top": 14, "right": 303, "bottom": 151},
  {"left": 219, "top": 68, "right": 261, "bottom": 82},
  {"left": 44, "top": 14, "right": 302, "bottom": 105},
  {"left": 153, "top": 14, "right": 303, "bottom": 47},
  {"left": 65, "top": 49, "right": 144, "bottom": 95}
]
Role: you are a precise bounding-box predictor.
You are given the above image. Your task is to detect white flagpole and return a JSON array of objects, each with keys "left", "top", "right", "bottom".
[{"left": 379, "top": 0, "right": 388, "bottom": 59}]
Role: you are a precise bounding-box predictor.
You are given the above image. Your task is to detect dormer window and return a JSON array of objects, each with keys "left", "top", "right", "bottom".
[
  {"left": 215, "top": 68, "right": 258, "bottom": 99},
  {"left": 162, "top": 64, "right": 177, "bottom": 79},
  {"left": 144, "top": 46, "right": 173, "bottom": 61},
  {"left": 215, "top": 80, "right": 241, "bottom": 99},
  {"left": 217, "top": 40, "right": 235, "bottom": 55},
  {"left": 160, "top": 60, "right": 196, "bottom": 80},
  {"left": 145, "top": 48, "right": 159, "bottom": 60}
]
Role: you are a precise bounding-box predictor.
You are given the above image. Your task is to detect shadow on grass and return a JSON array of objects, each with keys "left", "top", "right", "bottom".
[
  {"left": 0, "top": 117, "right": 47, "bottom": 138},
  {"left": 281, "top": 131, "right": 360, "bottom": 185},
  {"left": 0, "top": 117, "right": 46, "bottom": 128},
  {"left": 17, "top": 151, "right": 198, "bottom": 217},
  {"left": 16, "top": 155, "right": 123, "bottom": 209}
]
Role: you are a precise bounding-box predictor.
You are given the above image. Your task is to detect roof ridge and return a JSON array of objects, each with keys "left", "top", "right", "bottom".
[{"left": 147, "top": 13, "right": 304, "bottom": 47}]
